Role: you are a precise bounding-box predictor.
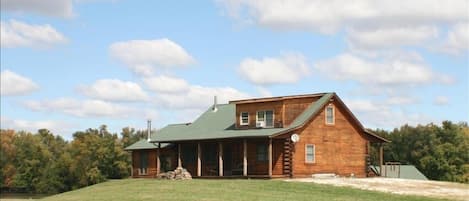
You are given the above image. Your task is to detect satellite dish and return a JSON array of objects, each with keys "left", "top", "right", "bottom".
[{"left": 291, "top": 134, "right": 300, "bottom": 143}]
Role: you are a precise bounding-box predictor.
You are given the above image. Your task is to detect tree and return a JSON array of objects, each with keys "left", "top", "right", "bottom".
[
  {"left": 371, "top": 121, "right": 469, "bottom": 183},
  {"left": 0, "top": 130, "right": 16, "bottom": 189}
]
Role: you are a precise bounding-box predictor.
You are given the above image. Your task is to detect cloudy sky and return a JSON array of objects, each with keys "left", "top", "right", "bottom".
[{"left": 1, "top": 0, "right": 468, "bottom": 139}]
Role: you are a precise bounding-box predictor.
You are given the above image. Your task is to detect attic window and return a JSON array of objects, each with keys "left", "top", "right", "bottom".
[
  {"left": 240, "top": 112, "right": 249, "bottom": 125},
  {"left": 325, "top": 105, "right": 334, "bottom": 125}
]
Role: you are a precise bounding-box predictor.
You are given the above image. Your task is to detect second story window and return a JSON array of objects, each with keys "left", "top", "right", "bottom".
[
  {"left": 256, "top": 110, "right": 274, "bottom": 128},
  {"left": 240, "top": 112, "right": 249, "bottom": 125},
  {"left": 325, "top": 105, "right": 334, "bottom": 125}
]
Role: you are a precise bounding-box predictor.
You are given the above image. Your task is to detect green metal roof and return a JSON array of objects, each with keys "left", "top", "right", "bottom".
[
  {"left": 124, "top": 139, "right": 170, "bottom": 150},
  {"left": 151, "top": 93, "right": 334, "bottom": 142},
  {"left": 372, "top": 165, "right": 428, "bottom": 180}
]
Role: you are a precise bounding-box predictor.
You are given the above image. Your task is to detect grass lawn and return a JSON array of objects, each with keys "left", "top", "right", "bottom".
[{"left": 40, "top": 179, "right": 449, "bottom": 201}]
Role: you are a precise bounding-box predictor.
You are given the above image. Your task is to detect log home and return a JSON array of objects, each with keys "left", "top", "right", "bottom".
[{"left": 125, "top": 92, "right": 389, "bottom": 178}]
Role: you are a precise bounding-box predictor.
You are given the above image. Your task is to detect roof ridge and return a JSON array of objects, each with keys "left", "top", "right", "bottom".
[{"left": 229, "top": 92, "right": 334, "bottom": 104}]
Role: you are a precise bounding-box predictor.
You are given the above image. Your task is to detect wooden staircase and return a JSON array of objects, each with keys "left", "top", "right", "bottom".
[{"left": 283, "top": 138, "right": 292, "bottom": 176}]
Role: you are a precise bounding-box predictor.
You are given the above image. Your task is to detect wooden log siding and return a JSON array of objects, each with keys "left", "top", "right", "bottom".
[
  {"left": 283, "top": 97, "right": 318, "bottom": 126},
  {"left": 272, "top": 139, "right": 285, "bottom": 176},
  {"left": 235, "top": 101, "right": 283, "bottom": 129},
  {"left": 292, "top": 99, "right": 368, "bottom": 177},
  {"left": 131, "top": 150, "right": 159, "bottom": 178},
  {"left": 235, "top": 96, "right": 322, "bottom": 129}
]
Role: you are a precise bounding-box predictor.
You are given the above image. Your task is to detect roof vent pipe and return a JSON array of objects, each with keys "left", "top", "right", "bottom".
[
  {"left": 212, "top": 96, "right": 218, "bottom": 112},
  {"left": 147, "top": 119, "right": 151, "bottom": 142}
]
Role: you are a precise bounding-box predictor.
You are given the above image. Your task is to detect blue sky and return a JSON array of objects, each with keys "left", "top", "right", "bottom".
[{"left": 1, "top": 0, "right": 468, "bottom": 139}]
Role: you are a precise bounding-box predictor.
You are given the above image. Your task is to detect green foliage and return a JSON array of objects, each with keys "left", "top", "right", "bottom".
[
  {"left": 0, "top": 125, "right": 144, "bottom": 194},
  {"left": 371, "top": 121, "right": 469, "bottom": 183}
]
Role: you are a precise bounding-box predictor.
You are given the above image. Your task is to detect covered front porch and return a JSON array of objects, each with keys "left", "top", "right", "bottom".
[{"left": 155, "top": 138, "right": 292, "bottom": 178}]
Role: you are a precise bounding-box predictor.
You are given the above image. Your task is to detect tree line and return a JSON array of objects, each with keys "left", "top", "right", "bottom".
[
  {"left": 1, "top": 121, "right": 468, "bottom": 194},
  {"left": 370, "top": 121, "right": 469, "bottom": 183},
  {"left": 0, "top": 125, "right": 146, "bottom": 194}
]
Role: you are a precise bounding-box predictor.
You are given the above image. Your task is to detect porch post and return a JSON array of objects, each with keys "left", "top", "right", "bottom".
[
  {"left": 379, "top": 143, "right": 383, "bottom": 176},
  {"left": 243, "top": 139, "right": 247, "bottom": 176},
  {"left": 178, "top": 143, "right": 182, "bottom": 168},
  {"left": 219, "top": 142, "right": 223, "bottom": 176},
  {"left": 197, "top": 142, "right": 201, "bottom": 177},
  {"left": 268, "top": 138, "right": 272, "bottom": 177},
  {"left": 156, "top": 143, "right": 161, "bottom": 175},
  {"left": 130, "top": 151, "right": 134, "bottom": 177}
]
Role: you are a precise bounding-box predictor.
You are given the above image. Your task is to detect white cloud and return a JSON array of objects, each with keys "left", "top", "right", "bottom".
[
  {"left": 143, "top": 75, "right": 190, "bottom": 93},
  {"left": 347, "top": 26, "right": 439, "bottom": 51},
  {"left": 385, "top": 96, "right": 418, "bottom": 105},
  {"left": 1, "top": 70, "right": 39, "bottom": 96},
  {"left": 345, "top": 99, "right": 434, "bottom": 128},
  {"left": 256, "top": 86, "right": 272, "bottom": 97},
  {"left": 219, "top": 0, "right": 469, "bottom": 54},
  {"left": 238, "top": 53, "right": 310, "bottom": 85},
  {"left": 109, "top": 39, "right": 195, "bottom": 76},
  {"left": 440, "top": 23, "right": 469, "bottom": 54},
  {"left": 314, "top": 53, "right": 449, "bottom": 86},
  {"left": 434, "top": 96, "right": 449, "bottom": 105},
  {"left": 23, "top": 98, "right": 137, "bottom": 118},
  {"left": 0, "top": 116, "right": 75, "bottom": 137},
  {"left": 155, "top": 85, "right": 250, "bottom": 109},
  {"left": 78, "top": 79, "right": 149, "bottom": 102},
  {"left": 219, "top": 0, "right": 468, "bottom": 34},
  {"left": 1, "top": 0, "right": 74, "bottom": 18},
  {"left": 1, "top": 20, "right": 68, "bottom": 48}
]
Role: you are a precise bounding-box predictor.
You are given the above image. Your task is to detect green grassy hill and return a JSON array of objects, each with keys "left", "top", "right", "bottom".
[{"left": 40, "top": 179, "right": 447, "bottom": 201}]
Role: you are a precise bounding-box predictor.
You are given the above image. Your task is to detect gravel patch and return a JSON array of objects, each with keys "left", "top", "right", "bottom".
[{"left": 285, "top": 177, "right": 469, "bottom": 201}]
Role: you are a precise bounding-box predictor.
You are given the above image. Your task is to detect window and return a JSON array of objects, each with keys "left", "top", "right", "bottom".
[
  {"left": 240, "top": 112, "right": 249, "bottom": 125},
  {"left": 139, "top": 151, "right": 148, "bottom": 175},
  {"left": 256, "top": 144, "right": 267, "bottom": 162},
  {"left": 305, "top": 144, "right": 315, "bottom": 163},
  {"left": 325, "top": 105, "right": 334, "bottom": 125},
  {"left": 256, "top": 110, "right": 274, "bottom": 128}
]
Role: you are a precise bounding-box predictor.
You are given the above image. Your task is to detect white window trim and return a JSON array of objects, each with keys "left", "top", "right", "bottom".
[
  {"left": 325, "top": 104, "right": 335, "bottom": 125},
  {"left": 240, "top": 112, "right": 249, "bottom": 126},
  {"left": 305, "top": 144, "right": 315, "bottom": 163},
  {"left": 256, "top": 110, "right": 274, "bottom": 128}
]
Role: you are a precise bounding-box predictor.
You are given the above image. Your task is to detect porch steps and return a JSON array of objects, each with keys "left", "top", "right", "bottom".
[{"left": 283, "top": 139, "right": 292, "bottom": 176}]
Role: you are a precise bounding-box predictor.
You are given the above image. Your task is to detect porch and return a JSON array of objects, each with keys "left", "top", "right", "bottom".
[{"left": 155, "top": 138, "right": 292, "bottom": 178}]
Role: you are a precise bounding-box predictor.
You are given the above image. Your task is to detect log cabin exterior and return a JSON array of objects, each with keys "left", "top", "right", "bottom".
[{"left": 125, "top": 92, "right": 389, "bottom": 178}]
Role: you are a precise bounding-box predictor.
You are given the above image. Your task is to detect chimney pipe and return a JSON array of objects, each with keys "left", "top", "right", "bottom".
[
  {"left": 212, "top": 96, "right": 218, "bottom": 112},
  {"left": 147, "top": 119, "right": 151, "bottom": 142}
]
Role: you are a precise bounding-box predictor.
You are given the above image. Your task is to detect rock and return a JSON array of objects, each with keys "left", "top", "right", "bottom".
[{"left": 157, "top": 167, "right": 192, "bottom": 180}]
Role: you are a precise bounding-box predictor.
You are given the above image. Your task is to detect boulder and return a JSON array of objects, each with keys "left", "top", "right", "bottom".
[{"left": 157, "top": 167, "right": 192, "bottom": 180}]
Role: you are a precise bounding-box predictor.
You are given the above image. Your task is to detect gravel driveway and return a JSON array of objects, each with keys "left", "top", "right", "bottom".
[{"left": 285, "top": 177, "right": 469, "bottom": 201}]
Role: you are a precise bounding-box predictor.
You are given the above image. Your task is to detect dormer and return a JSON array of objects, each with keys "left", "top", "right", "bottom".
[{"left": 230, "top": 93, "right": 325, "bottom": 129}]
